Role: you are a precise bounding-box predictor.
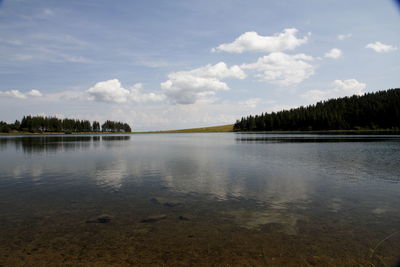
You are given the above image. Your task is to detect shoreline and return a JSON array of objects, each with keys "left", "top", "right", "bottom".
[
  {"left": 233, "top": 129, "right": 400, "bottom": 135},
  {"left": 1, "top": 128, "right": 400, "bottom": 136}
]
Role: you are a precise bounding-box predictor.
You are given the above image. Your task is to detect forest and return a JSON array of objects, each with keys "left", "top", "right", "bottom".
[
  {"left": 234, "top": 88, "right": 400, "bottom": 131},
  {"left": 0, "top": 116, "right": 131, "bottom": 133}
]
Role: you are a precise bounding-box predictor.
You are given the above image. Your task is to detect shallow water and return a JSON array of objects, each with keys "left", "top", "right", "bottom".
[{"left": 0, "top": 133, "right": 399, "bottom": 266}]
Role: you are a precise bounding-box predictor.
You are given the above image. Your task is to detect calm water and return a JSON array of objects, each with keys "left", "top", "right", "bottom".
[{"left": 0, "top": 133, "right": 399, "bottom": 266}]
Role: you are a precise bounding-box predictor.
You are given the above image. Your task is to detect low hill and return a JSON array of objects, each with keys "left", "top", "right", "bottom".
[{"left": 143, "top": 124, "right": 234, "bottom": 133}]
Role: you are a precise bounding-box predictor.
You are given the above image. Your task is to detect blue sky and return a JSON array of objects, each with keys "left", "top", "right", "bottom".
[{"left": 0, "top": 0, "right": 399, "bottom": 130}]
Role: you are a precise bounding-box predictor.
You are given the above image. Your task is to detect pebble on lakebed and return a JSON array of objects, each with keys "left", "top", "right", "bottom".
[
  {"left": 178, "top": 215, "right": 190, "bottom": 221},
  {"left": 85, "top": 215, "right": 113, "bottom": 224},
  {"left": 141, "top": 214, "right": 167, "bottom": 223}
]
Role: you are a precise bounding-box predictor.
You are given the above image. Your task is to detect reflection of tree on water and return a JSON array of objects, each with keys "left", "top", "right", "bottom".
[
  {"left": 0, "top": 138, "right": 7, "bottom": 150},
  {"left": 0, "top": 135, "right": 130, "bottom": 154},
  {"left": 101, "top": 136, "right": 130, "bottom": 141},
  {"left": 235, "top": 135, "right": 400, "bottom": 143}
]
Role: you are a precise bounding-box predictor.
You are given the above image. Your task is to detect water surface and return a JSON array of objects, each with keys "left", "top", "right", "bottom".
[{"left": 0, "top": 133, "right": 399, "bottom": 266}]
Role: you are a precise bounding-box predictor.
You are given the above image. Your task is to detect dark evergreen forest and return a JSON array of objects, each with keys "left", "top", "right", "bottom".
[
  {"left": 234, "top": 88, "right": 400, "bottom": 131},
  {"left": 0, "top": 116, "right": 131, "bottom": 133}
]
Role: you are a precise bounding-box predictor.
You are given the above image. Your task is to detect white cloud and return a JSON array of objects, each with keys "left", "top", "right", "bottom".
[
  {"left": 332, "top": 79, "right": 366, "bottom": 95},
  {"left": 0, "top": 89, "right": 43, "bottom": 99},
  {"left": 239, "top": 98, "right": 262, "bottom": 108},
  {"left": 128, "top": 83, "right": 166, "bottom": 103},
  {"left": 212, "top": 28, "right": 308, "bottom": 53},
  {"left": 161, "top": 62, "right": 246, "bottom": 104},
  {"left": 183, "top": 61, "right": 246, "bottom": 80},
  {"left": 43, "top": 8, "right": 55, "bottom": 16},
  {"left": 0, "top": 90, "right": 26, "bottom": 99},
  {"left": 86, "top": 79, "right": 165, "bottom": 103},
  {"left": 324, "top": 48, "right": 342, "bottom": 59},
  {"left": 87, "top": 79, "right": 130, "bottom": 103},
  {"left": 43, "top": 90, "right": 87, "bottom": 102},
  {"left": 365, "top": 42, "right": 398, "bottom": 53},
  {"left": 241, "top": 52, "right": 314, "bottom": 86},
  {"left": 0, "top": 81, "right": 164, "bottom": 104},
  {"left": 302, "top": 79, "right": 366, "bottom": 102},
  {"left": 27, "top": 89, "right": 43, "bottom": 97},
  {"left": 338, "top": 34, "right": 352, "bottom": 40}
]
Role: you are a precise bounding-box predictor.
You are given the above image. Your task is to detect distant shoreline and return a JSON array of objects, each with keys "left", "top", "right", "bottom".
[
  {"left": 137, "top": 130, "right": 400, "bottom": 134},
  {"left": 137, "top": 126, "right": 400, "bottom": 135},
  {"left": 1, "top": 127, "right": 400, "bottom": 136}
]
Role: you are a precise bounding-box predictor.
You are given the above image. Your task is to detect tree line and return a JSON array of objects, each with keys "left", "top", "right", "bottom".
[
  {"left": 234, "top": 88, "right": 400, "bottom": 131},
  {"left": 0, "top": 116, "right": 131, "bottom": 133}
]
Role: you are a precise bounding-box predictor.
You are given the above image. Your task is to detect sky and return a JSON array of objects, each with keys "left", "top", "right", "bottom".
[{"left": 0, "top": 0, "right": 399, "bottom": 131}]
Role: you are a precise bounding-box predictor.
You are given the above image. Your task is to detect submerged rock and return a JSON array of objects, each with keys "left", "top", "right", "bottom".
[
  {"left": 164, "top": 201, "right": 181, "bottom": 207},
  {"left": 150, "top": 197, "right": 181, "bottom": 207},
  {"left": 149, "top": 197, "right": 160, "bottom": 204},
  {"left": 141, "top": 214, "right": 167, "bottom": 223},
  {"left": 85, "top": 215, "right": 112, "bottom": 224},
  {"left": 178, "top": 215, "right": 190, "bottom": 221}
]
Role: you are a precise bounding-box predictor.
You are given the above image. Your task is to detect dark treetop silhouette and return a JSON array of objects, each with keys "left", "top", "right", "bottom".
[
  {"left": 234, "top": 88, "right": 400, "bottom": 131},
  {"left": 0, "top": 116, "right": 131, "bottom": 133}
]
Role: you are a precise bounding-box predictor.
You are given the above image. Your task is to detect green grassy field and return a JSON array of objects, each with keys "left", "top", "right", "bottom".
[{"left": 140, "top": 124, "right": 234, "bottom": 133}]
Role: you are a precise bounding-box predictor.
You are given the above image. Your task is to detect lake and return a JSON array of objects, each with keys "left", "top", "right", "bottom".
[{"left": 0, "top": 133, "right": 399, "bottom": 266}]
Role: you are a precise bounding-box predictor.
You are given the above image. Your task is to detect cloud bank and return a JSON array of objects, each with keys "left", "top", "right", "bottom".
[
  {"left": 86, "top": 79, "right": 165, "bottom": 103},
  {"left": 302, "top": 79, "right": 366, "bottom": 102},
  {"left": 242, "top": 52, "right": 314, "bottom": 86},
  {"left": 337, "top": 34, "right": 352, "bottom": 40},
  {"left": 0, "top": 89, "right": 42, "bottom": 99},
  {"left": 161, "top": 62, "right": 246, "bottom": 104},
  {"left": 324, "top": 48, "right": 342, "bottom": 59},
  {"left": 212, "top": 28, "right": 308, "bottom": 53},
  {"left": 366, "top": 42, "right": 397, "bottom": 53}
]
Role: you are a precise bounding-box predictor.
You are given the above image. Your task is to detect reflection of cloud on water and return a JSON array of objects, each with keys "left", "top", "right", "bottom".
[
  {"left": 259, "top": 172, "right": 311, "bottom": 209},
  {"left": 94, "top": 159, "right": 128, "bottom": 189},
  {"left": 9, "top": 164, "right": 44, "bottom": 182},
  {"left": 224, "top": 209, "right": 307, "bottom": 235},
  {"left": 163, "top": 172, "right": 232, "bottom": 200},
  {"left": 160, "top": 162, "right": 314, "bottom": 209},
  {"left": 155, "top": 153, "right": 314, "bottom": 233},
  {"left": 159, "top": 153, "right": 233, "bottom": 200},
  {"left": 0, "top": 158, "right": 45, "bottom": 184},
  {"left": 371, "top": 207, "right": 388, "bottom": 215},
  {"left": 327, "top": 198, "right": 343, "bottom": 212},
  {"left": 92, "top": 152, "right": 164, "bottom": 190},
  {"left": 1, "top": 134, "right": 316, "bottom": 208}
]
